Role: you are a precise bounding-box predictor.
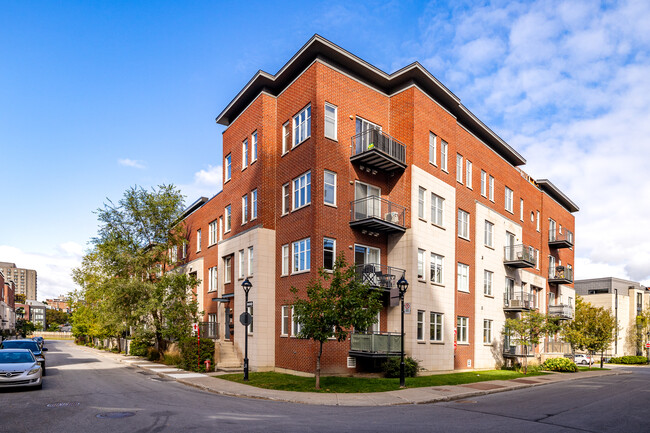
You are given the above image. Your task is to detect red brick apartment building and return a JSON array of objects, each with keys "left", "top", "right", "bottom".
[
  {"left": 177, "top": 35, "right": 579, "bottom": 374},
  {"left": 1, "top": 271, "right": 16, "bottom": 332}
]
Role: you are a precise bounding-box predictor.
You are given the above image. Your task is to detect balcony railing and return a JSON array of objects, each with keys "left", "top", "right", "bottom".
[
  {"left": 548, "top": 266, "right": 573, "bottom": 284},
  {"left": 350, "top": 128, "right": 407, "bottom": 172},
  {"left": 504, "top": 291, "right": 535, "bottom": 311},
  {"left": 350, "top": 196, "right": 406, "bottom": 234},
  {"left": 548, "top": 304, "right": 574, "bottom": 320},
  {"left": 354, "top": 263, "right": 406, "bottom": 293},
  {"left": 350, "top": 332, "right": 402, "bottom": 357},
  {"left": 545, "top": 341, "right": 572, "bottom": 354},
  {"left": 503, "top": 244, "right": 537, "bottom": 268},
  {"left": 503, "top": 342, "right": 535, "bottom": 357},
  {"left": 198, "top": 322, "right": 219, "bottom": 339},
  {"left": 549, "top": 229, "right": 574, "bottom": 248}
]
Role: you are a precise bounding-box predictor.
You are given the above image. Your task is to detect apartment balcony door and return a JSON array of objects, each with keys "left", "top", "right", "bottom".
[
  {"left": 505, "top": 232, "right": 515, "bottom": 261},
  {"left": 354, "top": 182, "right": 381, "bottom": 220},
  {"left": 355, "top": 117, "right": 381, "bottom": 154},
  {"left": 355, "top": 244, "right": 380, "bottom": 286},
  {"left": 549, "top": 219, "right": 557, "bottom": 241}
]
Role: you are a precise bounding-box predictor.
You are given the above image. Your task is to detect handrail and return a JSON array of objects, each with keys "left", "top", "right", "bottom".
[
  {"left": 350, "top": 128, "right": 406, "bottom": 164},
  {"left": 350, "top": 196, "right": 406, "bottom": 227}
]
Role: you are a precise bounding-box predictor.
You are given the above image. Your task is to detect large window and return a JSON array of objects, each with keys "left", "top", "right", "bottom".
[
  {"left": 248, "top": 246, "right": 254, "bottom": 276},
  {"left": 242, "top": 194, "right": 248, "bottom": 224},
  {"left": 282, "top": 183, "right": 290, "bottom": 215},
  {"left": 209, "top": 220, "right": 218, "bottom": 246},
  {"left": 417, "top": 249, "right": 426, "bottom": 280},
  {"left": 251, "top": 131, "right": 258, "bottom": 163},
  {"left": 281, "top": 244, "right": 289, "bottom": 276},
  {"left": 282, "top": 122, "right": 290, "bottom": 154},
  {"left": 417, "top": 311, "right": 425, "bottom": 341},
  {"left": 225, "top": 205, "right": 231, "bottom": 232},
  {"left": 441, "top": 140, "right": 448, "bottom": 172},
  {"left": 208, "top": 266, "right": 218, "bottom": 292},
  {"left": 457, "top": 317, "right": 468, "bottom": 344},
  {"left": 281, "top": 305, "right": 289, "bottom": 336},
  {"left": 457, "top": 263, "right": 469, "bottom": 292},
  {"left": 429, "top": 132, "right": 437, "bottom": 165},
  {"left": 431, "top": 193, "right": 444, "bottom": 226},
  {"left": 418, "top": 187, "right": 426, "bottom": 219},
  {"left": 224, "top": 256, "right": 231, "bottom": 284},
  {"left": 242, "top": 139, "right": 249, "bottom": 169},
  {"left": 484, "top": 270, "right": 493, "bottom": 296},
  {"left": 430, "top": 313, "right": 443, "bottom": 342},
  {"left": 505, "top": 187, "right": 513, "bottom": 213},
  {"left": 484, "top": 220, "right": 494, "bottom": 248},
  {"left": 225, "top": 154, "right": 231, "bottom": 182},
  {"left": 324, "top": 103, "right": 337, "bottom": 140},
  {"left": 251, "top": 189, "right": 258, "bottom": 220},
  {"left": 456, "top": 154, "right": 463, "bottom": 183},
  {"left": 293, "top": 171, "right": 311, "bottom": 210},
  {"left": 430, "top": 253, "right": 444, "bottom": 284},
  {"left": 458, "top": 209, "right": 470, "bottom": 240},
  {"left": 292, "top": 306, "right": 302, "bottom": 337},
  {"left": 323, "top": 238, "right": 335, "bottom": 271},
  {"left": 483, "top": 319, "right": 492, "bottom": 344},
  {"left": 466, "top": 161, "right": 472, "bottom": 189},
  {"left": 324, "top": 170, "right": 336, "bottom": 206},
  {"left": 292, "top": 238, "right": 311, "bottom": 273},
  {"left": 293, "top": 105, "right": 311, "bottom": 146}
]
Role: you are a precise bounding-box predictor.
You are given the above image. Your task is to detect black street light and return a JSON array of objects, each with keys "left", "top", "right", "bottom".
[
  {"left": 241, "top": 278, "right": 253, "bottom": 381},
  {"left": 397, "top": 275, "right": 409, "bottom": 388}
]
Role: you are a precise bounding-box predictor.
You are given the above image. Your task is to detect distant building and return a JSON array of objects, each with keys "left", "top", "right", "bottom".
[
  {"left": 0, "top": 262, "right": 37, "bottom": 300},
  {"left": 574, "top": 277, "right": 650, "bottom": 357},
  {"left": 1, "top": 271, "right": 16, "bottom": 332},
  {"left": 25, "top": 300, "right": 47, "bottom": 330},
  {"left": 46, "top": 296, "right": 71, "bottom": 313}
]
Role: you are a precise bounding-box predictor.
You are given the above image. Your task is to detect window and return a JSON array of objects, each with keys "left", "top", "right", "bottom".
[
  {"left": 282, "top": 183, "right": 290, "bottom": 215},
  {"left": 281, "top": 245, "right": 289, "bottom": 276},
  {"left": 481, "top": 170, "right": 487, "bottom": 196},
  {"left": 242, "top": 139, "right": 249, "bottom": 169},
  {"left": 251, "top": 131, "right": 258, "bottom": 163},
  {"left": 430, "top": 313, "right": 443, "bottom": 342},
  {"left": 251, "top": 189, "right": 258, "bottom": 220},
  {"left": 324, "top": 103, "right": 337, "bottom": 140},
  {"left": 238, "top": 250, "right": 245, "bottom": 279},
  {"left": 324, "top": 170, "right": 336, "bottom": 206},
  {"left": 483, "top": 319, "right": 492, "bottom": 344},
  {"left": 282, "top": 122, "right": 290, "bottom": 154},
  {"left": 417, "top": 311, "right": 425, "bottom": 341},
  {"left": 292, "top": 238, "right": 311, "bottom": 273},
  {"left": 505, "top": 231, "right": 515, "bottom": 260},
  {"left": 323, "top": 238, "right": 335, "bottom": 271},
  {"left": 292, "top": 306, "right": 302, "bottom": 337},
  {"left": 242, "top": 194, "right": 248, "bottom": 224},
  {"left": 489, "top": 175, "right": 494, "bottom": 201},
  {"left": 293, "top": 171, "right": 311, "bottom": 210},
  {"left": 196, "top": 229, "right": 201, "bottom": 252},
  {"left": 465, "top": 161, "right": 472, "bottom": 189},
  {"left": 182, "top": 243, "right": 187, "bottom": 259},
  {"left": 536, "top": 211, "right": 540, "bottom": 231},
  {"left": 209, "top": 220, "right": 218, "bottom": 246},
  {"left": 458, "top": 209, "right": 470, "bottom": 240},
  {"left": 431, "top": 193, "right": 444, "bottom": 226},
  {"left": 457, "top": 263, "right": 469, "bottom": 292},
  {"left": 248, "top": 246, "right": 253, "bottom": 276},
  {"left": 484, "top": 270, "right": 493, "bottom": 296},
  {"left": 225, "top": 205, "right": 231, "bottom": 232},
  {"left": 225, "top": 154, "right": 231, "bottom": 182},
  {"left": 418, "top": 187, "right": 426, "bottom": 219},
  {"left": 208, "top": 266, "right": 218, "bottom": 292},
  {"left": 293, "top": 105, "right": 311, "bottom": 146},
  {"left": 457, "top": 317, "right": 468, "bottom": 344},
  {"left": 281, "top": 306, "right": 289, "bottom": 336},
  {"left": 219, "top": 217, "right": 223, "bottom": 241},
  {"left": 429, "top": 132, "right": 437, "bottom": 165},
  {"left": 505, "top": 277, "right": 515, "bottom": 299},
  {"left": 505, "top": 187, "right": 513, "bottom": 212},
  {"left": 417, "top": 249, "right": 426, "bottom": 280},
  {"left": 171, "top": 246, "right": 178, "bottom": 263},
  {"left": 430, "top": 253, "right": 444, "bottom": 284},
  {"left": 520, "top": 199, "right": 524, "bottom": 221},
  {"left": 549, "top": 219, "right": 557, "bottom": 241},
  {"left": 441, "top": 140, "right": 448, "bottom": 172},
  {"left": 247, "top": 304, "right": 254, "bottom": 334},
  {"left": 456, "top": 154, "right": 463, "bottom": 183},
  {"left": 224, "top": 256, "right": 231, "bottom": 284},
  {"left": 484, "top": 220, "right": 494, "bottom": 248}
]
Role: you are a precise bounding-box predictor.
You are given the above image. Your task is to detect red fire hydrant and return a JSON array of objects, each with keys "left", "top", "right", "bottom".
[{"left": 204, "top": 359, "right": 211, "bottom": 372}]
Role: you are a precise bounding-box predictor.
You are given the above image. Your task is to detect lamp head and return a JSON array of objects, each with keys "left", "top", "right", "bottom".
[
  {"left": 241, "top": 278, "right": 252, "bottom": 293},
  {"left": 397, "top": 276, "right": 409, "bottom": 297}
]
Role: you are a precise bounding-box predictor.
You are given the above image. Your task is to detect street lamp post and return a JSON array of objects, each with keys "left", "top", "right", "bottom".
[
  {"left": 397, "top": 275, "right": 409, "bottom": 388},
  {"left": 241, "top": 278, "right": 252, "bottom": 381}
]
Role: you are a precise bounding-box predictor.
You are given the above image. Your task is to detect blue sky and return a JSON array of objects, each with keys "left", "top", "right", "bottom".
[{"left": 2, "top": 0, "right": 649, "bottom": 300}]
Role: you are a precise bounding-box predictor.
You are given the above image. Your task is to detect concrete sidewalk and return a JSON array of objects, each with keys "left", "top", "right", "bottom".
[{"left": 85, "top": 347, "right": 630, "bottom": 406}]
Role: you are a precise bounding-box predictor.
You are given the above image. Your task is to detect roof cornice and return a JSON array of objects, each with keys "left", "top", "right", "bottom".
[{"left": 536, "top": 179, "right": 580, "bottom": 213}]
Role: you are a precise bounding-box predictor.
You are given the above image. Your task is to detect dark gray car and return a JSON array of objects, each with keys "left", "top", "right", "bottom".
[{"left": 1, "top": 339, "right": 48, "bottom": 375}]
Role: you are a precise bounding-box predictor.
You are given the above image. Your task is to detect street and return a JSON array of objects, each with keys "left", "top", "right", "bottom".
[{"left": 0, "top": 340, "right": 647, "bottom": 433}]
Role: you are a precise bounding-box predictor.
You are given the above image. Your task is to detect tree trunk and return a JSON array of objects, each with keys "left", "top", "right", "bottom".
[{"left": 315, "top": 341, "right": 323, "bottom": 390}]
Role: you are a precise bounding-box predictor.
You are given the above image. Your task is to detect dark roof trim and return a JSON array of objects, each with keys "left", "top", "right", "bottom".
[
  {"left": 215, "top": 34, "right": 526, "bottom": 166},
  {"left": 180, "top": 197, "right": 208, "bottom": 220},
  {"left": 536, "top": 179, "right": 580, "bottom": 213}
]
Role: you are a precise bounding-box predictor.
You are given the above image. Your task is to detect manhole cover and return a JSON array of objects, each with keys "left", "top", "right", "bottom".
[
  {"left": 47, "top": 402, "right": 81, "bottom": 408},
  {"left": 454, "top": 400, "right": 478, "bottom": 404},
  {"left": 96, "top": 412, "right": 136, "bottom": 419}
]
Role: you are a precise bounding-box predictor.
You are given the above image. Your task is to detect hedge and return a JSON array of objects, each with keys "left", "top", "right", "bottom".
[
  {"left": 609, "top": 356, "right": 648, "bottom": 365},
  {"left": 543, "top": 357, "right": 578, "bottom": 372}
]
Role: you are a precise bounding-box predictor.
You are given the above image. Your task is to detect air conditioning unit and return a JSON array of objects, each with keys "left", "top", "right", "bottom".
[{"left": 385, "top": 212, "right": 399, "bottom": 224}]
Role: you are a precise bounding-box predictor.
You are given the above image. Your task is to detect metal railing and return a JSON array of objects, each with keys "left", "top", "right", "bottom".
[
  {"left": 546, "top": 341, "right": 572, "bottom": 354},
  {"left": 198, "top": 322, "right": 219, "bottom": 339},
  {"left": 354, "top": 263, "right": 405, "bottom": 291},
  {"left": 351, "top": 128, "right": 406, "bottom": 165},
  {"left": 350, "top": 196, "right": 406, "bottom": 227},
  {"left": 548, "top": 266, "right": 573, "bottom": 282},
  {"left": 503, "top": 342, "right": 534, "bottom": 357},
  {"left": 549, "top": 229, "right": 574, "bottom": 245},
  {"left": 504, "top": 244, "right": 537, "bottom": 265},
  {"left": 504, "top": 291, "right": 535, "bottom": 309},
  {"left": 350, "top": 332, "right": 402, "bottom": 355},
  {"left": 548, "top": 304, "right": 574, "bottom": 319}
]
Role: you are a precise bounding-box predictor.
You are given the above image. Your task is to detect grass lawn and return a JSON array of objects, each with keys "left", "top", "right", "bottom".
[
  {"left": 577, "top": 366, "right": 609, "bottom": 371},
  {"left": 218, "top": 370, "right": 547, "bottom": 393}
]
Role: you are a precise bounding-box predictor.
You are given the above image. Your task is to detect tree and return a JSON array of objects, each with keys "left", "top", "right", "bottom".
[
  {"left": 15, "top": 293, "right": 26, "bottom": 304},
  {"left": 504, "top": 310, "right": 549, "bottom": 374},
  {"left": 15, "top": 318, "right": 36, "bottom": 337},
  {"left": 626, "top": 306, "right": 650, "bottom": 356},
  {"left": 46, "top": 309, "right": 70, "bottom": 328},
  {"left": 291, "top": 254, "right": 382, "bottom": 390},
  {"left": 563, "top": 297, "right": 617, "bottom": 368}
]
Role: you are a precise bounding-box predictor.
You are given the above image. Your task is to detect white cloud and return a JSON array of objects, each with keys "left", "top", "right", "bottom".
[
  {"left": 178, "top": 164, "right": 223, "bottom": 203},
  {"left": 118, "top": 158, "right": 146, "bottom": 169}
]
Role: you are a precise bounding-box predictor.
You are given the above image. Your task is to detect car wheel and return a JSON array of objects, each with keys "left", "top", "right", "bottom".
[
  {"left": 34, "top": 383, "right": 42, "bottom": 390},
  {"left": 581, "top": 360, "right": 587, "bottom": 365}
]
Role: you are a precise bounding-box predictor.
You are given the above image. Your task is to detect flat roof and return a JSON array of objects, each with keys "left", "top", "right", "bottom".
[{"left": 536, "top": 179, "right": 580, "bottom": 213}]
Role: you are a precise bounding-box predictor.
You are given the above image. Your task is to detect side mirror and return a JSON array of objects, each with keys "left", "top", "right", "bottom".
[{"left": 42, "top": 347, "right": 48, "bottom": 351}]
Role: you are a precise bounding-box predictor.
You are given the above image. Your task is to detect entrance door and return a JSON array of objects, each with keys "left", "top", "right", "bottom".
[
  {"left": 354, "top": 182, "right": 381, "bottom": 220},
  {"left": 224, "top": 307, "right": 234, "bottom": 341}
]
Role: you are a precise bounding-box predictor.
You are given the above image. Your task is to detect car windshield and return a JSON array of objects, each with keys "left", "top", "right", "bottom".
[
  {"left": 0, "top": 351, "right": 35, "bottom": 363},
  {"left": 2, "top": 341, "right": 39, "bottom": 351}
]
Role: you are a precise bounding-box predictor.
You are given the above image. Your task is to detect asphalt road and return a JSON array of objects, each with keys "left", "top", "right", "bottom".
[{"left": 0, "top": 340, "right": 647, "bottom": 433}]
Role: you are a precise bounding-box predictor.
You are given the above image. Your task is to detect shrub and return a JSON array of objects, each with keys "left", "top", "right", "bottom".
[
  {"left": 146, "top": 347, "right": 160, "bottom": 361},
  {"left": 609, "top": 356, "right": 648, "bottom": 365},
  {"left": 382, "top": 356, "right": 419, "bottom": 378},
  {"left": 179, "top": 337, "right": 215, "bottom": 372},
  {"left": 543, "top": 357, "right": 578, "bottom": 372},
  {"left": 129, "top": 338, "right": 154, "bottom": 357}
]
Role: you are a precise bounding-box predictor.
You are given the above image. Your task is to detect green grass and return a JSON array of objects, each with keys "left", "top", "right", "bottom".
[
  {"left": 577, "top": 366, "right": 609, "bottom": 371},
  {"left": 217, "top": 370, "right": 547, "bottom": 393}
]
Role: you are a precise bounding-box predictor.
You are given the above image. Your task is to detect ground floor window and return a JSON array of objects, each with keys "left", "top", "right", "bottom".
[{"left": 457, "top": 316, "right": 468, "bottom": 344}]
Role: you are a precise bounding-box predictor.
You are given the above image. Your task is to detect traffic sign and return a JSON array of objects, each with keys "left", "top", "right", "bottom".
[
  {"left": 645, "top": 342, "right": 650, "bottom": 349},
  {"left": 239, "top": 312, "right": 253, "bottom": 326},
  {"left": 192, "top": 322, "right": 199, "bottom": 332},
  {"left": 246, "top": 301, "right": 253, "bottom": 307},
  {"left": 404, "top": 302, "right": 411, "bottom": 314}
]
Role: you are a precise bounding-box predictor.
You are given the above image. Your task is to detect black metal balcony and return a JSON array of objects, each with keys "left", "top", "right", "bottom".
[
  {"left": 350, "top": 196, "right": 406, "bottom": 234},
  {"left": 548, "top": 266, "right": 573, "bottom": 284},
  {"left": 354, "top": 263, "right": 405, "bottom": 293},
  {"left": 349, "top": 332, "right": 402, "bottom": 358},
  {"left": 549, "top": 229, "right": 574, "bottom": 249},
  {"left": 503, "top": 244, "right": 537, "bottom": 268},
  {"left": 548, "top": 304, "right": 574, "bottom": 320},
  {"left": 198, "top": 322, "right": 219, "bottom": 339},
  {"left": 504, "top": 291, "right": 536, "bottom": 311},
  {"left": 545, "top": 341, "right": 572, "bottom": 354},
  {"left": 350, "top": 128, "right": 407, "bottom": 173},
  {"left": 503, "top": 341, "right": 535, "bottom": 357}
]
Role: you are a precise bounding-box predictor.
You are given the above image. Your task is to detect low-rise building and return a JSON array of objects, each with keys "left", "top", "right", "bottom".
[{"left": 25, "top": 300, "right": 47, "bottom": 330}]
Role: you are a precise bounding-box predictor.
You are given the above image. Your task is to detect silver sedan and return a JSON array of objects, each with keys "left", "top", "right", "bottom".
[{"left": 0, "top": 349, "right": 43, "bottom": 390}]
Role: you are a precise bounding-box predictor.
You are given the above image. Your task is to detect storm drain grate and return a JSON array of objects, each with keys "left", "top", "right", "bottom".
[
  {"left": 47, "top": 402, "right": 81, "bottom": 408},
  {"left": 96, "top": 412, "right": 136, "bottom": 419},
  {"left": 454, "top": 400, "right": 478, "bottom": 404}
]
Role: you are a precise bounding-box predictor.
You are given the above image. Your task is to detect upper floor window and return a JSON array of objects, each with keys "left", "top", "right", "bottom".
[
  {"left": 324, "top": 170, "right": 336, "bottom": 206},
  {"left": 456, "top": 154, "right": 463, "bottom": 183},
  {"left": 248, "top": 246, "right": 254, "bottom": 276},
  {"left": 282, "top": 122, "right": 290, "bottom": 155},
  {"left": 418, "top": 187, "right": 426, "bottom": 219},
  {"left": 209, "top": 220, "right": 217, "bottom": 246},
  {"left": 417, "top": 249, "right": 426, "bottom": 280},
  {"left": 481, "top": 170, "right": 487, "bottom": 197},
  {"left": 224, "top": 256, "right": 231, "bottom": 284},
  {"left": 292, "top": 238, "right": 311, "bottom": 273},
  {"left": 225, "top": 205, "right": 231, "bottom": 232},
  {"left": 324, "top": 103, "right": 337, "bottom": 140},
  {"left": 242, "top": 194, "right": 248, "bottom": 224},
  {"left": 429, "top": 132, "right": 437, "bottom": 165},
  {"left": 225, "top": 154, "right": 231, "bottom": 182},
  {"left": 430, "top": 253, "right": 444, "bottom": 284},
  {"left": 430, "top": 312, "right": 443, "bottom": 342},
  {"left": 457, "top": 263, "right": 469, "bottom": 292},
  {"left": 484, "top": 270, "right": 493, "bottom": 296},
  {"left": 281, "top": 244, "right": 289, "bottom": 276},
  {"left": 520, "top": 199, "right": 524, "bottom": 221},
  {"left": 251, "top": 189, "right": 258, "bottom": 220},
  {"left": 457, "top": 316, "right": 468, "bottom": 343},
  {"left": 431, "top": 193, "right": 444, "bottom": 227},
  {"left": 441, "top": 140, "right": 448, "bottom": 172},
  {"left": 489, "top": 175, "right": 495, "bottom": 201},
  {"left": 323, "top": 238, "right": 335, "bottom": 271},
  {"left": 458, "top": 209, "right": 470, "bottom": 240},
  {"left": 293, "top": 171, "right": 311, "bottom": 210},
  {"left": 242, "top": 139, "right": 249, "bottom": 169},
  {"left": 196, "top": 229, "right": 201, "bottom": 252},
  {"left": 251, "top": 131, "right": 258, "bottom": 163},
  {"left": 282, "top": 183, "right": 290, "bottom": 215},
  {"left": 466, "top": 161, "right": 472, "bottom": 189},
  {"left": 484, "top": 220, "right": 494, "bottom": 248},
  {"left": 208, "top": 266, "right": 218, "bottom": 292},
  {"left": 293, "top": 105, "right": 311, "bottom": 147},
  {"left": 505, "top": 187, "right": 513, "bottom": 213}
]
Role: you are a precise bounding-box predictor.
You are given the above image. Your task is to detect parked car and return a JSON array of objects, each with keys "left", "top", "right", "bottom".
[
  {"left": 574, "top": 354, "right": 593, "bottom": 365},
  {"left": 0, "top": 348, "right": 43, "bottom": 389},
  {"left": 32, "top": 336, "right": 45, "bottom": 350},
  {"left": 0, "top": 339, "right": 48, "bottom": 375}
]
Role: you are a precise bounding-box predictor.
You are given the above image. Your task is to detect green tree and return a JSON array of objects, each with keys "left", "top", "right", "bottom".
[
  {"left": 504, "top": 310, "right": 549, "bottom": 374},
  {"left": 14, "top": 293, "right": 26, "bottom": 304},
  {"left": 563, "top": 297, "right": 617, "bottom": 368},
  {"left": 45, "top": 309, "right": 70, "bottom": 328},
  {"left": 291, "top": 254, "right": 382, "bottom": 390},
  {"left": 15, "top": 318, "right": 36, "bottom": 337}
]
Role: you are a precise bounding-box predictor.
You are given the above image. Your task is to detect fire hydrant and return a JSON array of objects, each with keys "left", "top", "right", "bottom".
[{"left": 204, "top": 359, "right": 211, "bottom": 372}]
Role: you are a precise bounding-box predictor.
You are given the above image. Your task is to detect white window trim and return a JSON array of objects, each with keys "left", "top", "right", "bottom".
[
  {"left": 458, "top": 209, "right": 470, "bottom": 240},
  {"left": 324, "top": 102, "right": 337, "bottom": 141},
  {"left": 457, "top": 263, "right": 469, "bottom": 293},
  {"left": 430, "top": 253, "right": 444, "bottom": 285},
  {"left": 431, "top": 193, "right": 444, "bottom": 227},
  {"left": 481, "top": 170, "right": 487, "bottom": 197},
  {"left": 484, "top": 220, "right": 494, "bottom": 248},
  {"left": 248, "top": 246, "right": 254, "bottom": 277},
  {"left": 225, "top": 205, "right": 231, "bottom": 233},
  {"left": 251, "top": 189, "right": 258, "bottom": 220},
  {"left": 484, "top": 270, "right": 493, "bottom": 296},
  {"left": 242, "top": 139, "right": 248, "bottom": 170},
  {"left": 417, "top": 249, "right": 426, "bottom": 281},
  {"left": 242, "top": 194, "right": 248, "bottom": 225},
  {"left": 505, "top": 187, "right": 514, "bottom": 213},
  {"left": 238, "top": 250, "right": 245, "bottom": 279},
  {"left": 324, "top": 170, "right": 337, "bottom": 207},
  {"left": 225, "top": 154, "right": 232, "bottom": 183},
  {"left": 209, "top": 220, "right": 217, "bottom": 246},
  {"left": 466, "top": 160, "right": 472, "bottom": 189},
  {"left": 292, "top": 171, "right": 311, "bottom": 211},
  {"left": 224, "top": 256, "right": 232, "bottom": 284},
  {"left": 292, "top": 238, "right": 311, "bottom": 274},
  {"left": 282, "top": 183, "right": 290, "bottom": 216},
  {"left": 441, "top": 140, "right": 448, "bottom": 172},
  {"left": 483, "top": 319, "right": 492, "bottom": 344},
  {"left": 489, "top": 175, "right": 495, "bottom": 202},
  {"left": 281, "top": 305, "right": 289, "bottom": 336},
  {"left": 429, "top": 132, "right": 437, "bottom": 166},
  {"left": 417, "top": 310, "right": 425, "bottom": 342},
  {"left": 418, "top": 187, "right": 426, "bottom": 220},
  {"left": 323, "top": 237, "right": 336, "bottom": 271},
  {"left": 251, "top": 131, "right": 258, "bottom": 163},
  {"left": 196, "top": 229, "right": 201, "bottom": 253},
  {"left": 457, "top": 316, "right": 469, "bottom": 344},
  {"left": 430, "top": 312, "right": 443, "bottom": 342},
  {"left": 456, "top": 154, "right": 463, "bottom": 184},
  {"left": 282, "top": 121, "right": 290, "bottom": 155},
  {"left": 292, "top": 104, "right": 311, "bottom": 148},
  {"left": 281, "top": 244, "right": 289, "bottom": 276}
]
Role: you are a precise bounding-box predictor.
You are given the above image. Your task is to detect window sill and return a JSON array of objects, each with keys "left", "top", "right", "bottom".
[
  {"left": 457, "top": 342, "right": 470, "bottom": 346},
  {"left": 442, "top": 169, "right": 448, "bottom": 174},
  {"left": 292, "top": 136, "right": 310, "bottom": 150},
  {"left": 505, "top": 209, "right": 514, "bottom": 215},
  {"left": 429, "top": 162, "right": 437, "bottom": 167},
  {"left": 280, "top": 334, "right": 288, "bottom": 338},
  {"left": 459, "top": 236, "right": 470, "bottom": 242},
  {"left": 292, "top": 203, "right": 311, "bottom": 213},
  {"left": 324, "top": 202, "right": 337, "bottom": 208},
  {"left": 484, "top": 294, "right": 494, "bottom": 298},
  {"left": 429, "top": 341, "right": 444, "bottom": 345},
  {"left": 291, "top": 269, "right": 311, "bottom": 276},
  {"left": 417, "top": 340, "right": 426, "bottom": 344},
  {"left": 430, "top": 282, "right": 445, "bottom": 287},
  {"left": 224, "top": 179, "right": 231, "bottom": 185},
  {"left": 250, "top": 159, "right": 257, "bottom": 165},
  {"left": 418, "top": 217, "right": 427, "bottom": 223},
  {"left": 458, "top": 289, "right": 470, "bottom": 294},
  {"left": 431, "top": 223, "right": 445, "bottom": 230},
  {"left": 484, "top": 245, "right": 494, "bottom": 251},
  {"left": 241, "top": 166, "right": 247, "bottom": 172},
  {"left": 324, "top": 136, "right": 338, "bottom": 142}
]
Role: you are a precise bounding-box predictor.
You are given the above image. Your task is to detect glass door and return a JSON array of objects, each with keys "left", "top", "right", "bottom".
[
  {"left": 354, "top": 182, "right": 381, "bottom": 220},
  {"left": 355, "top": 117, "right": 381, "bottom": 154}
]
